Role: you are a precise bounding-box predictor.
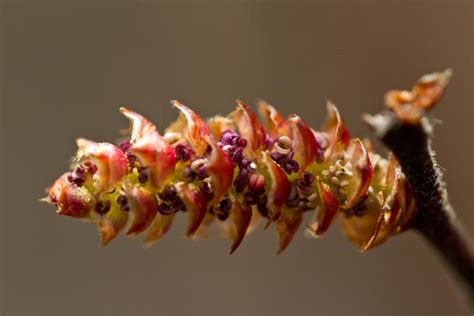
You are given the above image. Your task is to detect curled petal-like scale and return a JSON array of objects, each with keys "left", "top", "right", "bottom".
[
  {"left": 192, "top": 212, "right": 215, "bottom": 240},
  {"left": 288, "top": 114, "right": 323, "bottom": 168},
  {"left": 276, "top": 207, "right": 303, "bottom": 254},
  {"left": 45, "top": 81, "right": 430, "bottom": 252},
  {"left": 130, "top": 131, "right": 176, "bottom": 190},
  {"left": 125, "top": 186, "right": 158, "bottom": 236},
  {"left": 257, "top": 100, "right": 290, "bottom": 138},
  {"left": 176, "top": 182, "right": 208, "bottom": 237},
  {"left": 144, "top": 213, "right": 175, "bottom": 246},
  {"left": 261, "top": 152, "right": 291, "bottom": 220},
  {"left": 340, "top": 192, "right": 385, "bottom": 251},
  {"left": 340, "top": 138, "right": 373, "bottom": 209},
  {"left": 47, "top": 174, "right": 93, "bottom": 218},
  {"left": 97, "top": 194, "right": 129, "bottom": 245},
  {"left": 120, "top": 107, "right": 157, "bottom": 143},
  {"left": 385, "top": 69, "right": 452, "bottom": 124},
  {"left": 120, "top": 107, "right": 176, "bottom": 189},
  {"left": 219, "top": 201, "right": 253, "bottom": 254},
  {"left": 340, "top": 155, "right": 417, "bottom": 251},
  {"left": 231, "top": 100, "right": 267, "bottom": 158},
  {"left": 229, "top": 202, "right": 253, "bottom": 254},
  {"left": 207, "top": 116, "right": 234, "bottom": 139},
  {"left": 207, "top": 142, "right": 234, "bottom": 205},
  {"left": 381, "top": 157, "right": 416, "bottom": 231},
  {"left": 321, "top": 101, "right": 351, "bottom": 155},
  {"left": 76, "top": 139, "right": 128, "bottom": 192},
  {"left": 169, "top": 100, "right": 211, "bottom": 155},
  {"left": 308, "top": 177, "right": 339, "bottom": 236}
]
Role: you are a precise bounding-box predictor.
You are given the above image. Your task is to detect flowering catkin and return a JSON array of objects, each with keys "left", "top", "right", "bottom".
[{"left": 43, "top": 70, "right": 450, "bottom": 254}]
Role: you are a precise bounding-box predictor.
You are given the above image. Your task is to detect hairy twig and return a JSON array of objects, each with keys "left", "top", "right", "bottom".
[{"left": 364, "top": 76, "right": 474, "bottom": 305}]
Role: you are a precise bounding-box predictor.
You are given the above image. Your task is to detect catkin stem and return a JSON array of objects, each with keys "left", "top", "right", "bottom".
[{"left": 367, "top": 110, "right": 474, "bottom": 306}]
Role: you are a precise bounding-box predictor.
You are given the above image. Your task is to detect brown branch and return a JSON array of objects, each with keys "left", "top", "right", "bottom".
[{"left": 365, "top": 109, "right": 474, "bottom": 306}]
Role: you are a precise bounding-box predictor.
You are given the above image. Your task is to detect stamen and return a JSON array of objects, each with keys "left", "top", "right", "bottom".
[
  {"left": 137, "top": 167, "right": 148, "bottom": 184},
  {"left": 248, "top": 173, "right": 265, "bottom": 194},
  {"left": 304, "top": 172, "right": 315, "bottom": 185},
  {"left": 175, "top": 144, "right": 193, "bottom": 162},
  {"left": 296, "top": 179, "right": 311, "bottom": 193},
  {"left": 238, "top": 138, "right": 247, "bottom": 148},
  {"left": 271, "top": 152, "right": 285, "bottom": 163},
  {"left": 157, "top": 203, "right": 176, "bottom": 215},
  {"left": 191, "top": 159, "right": 206, "bottom": 172},
  {"left": 330, "top": 176, "right": 340, "bottom": 186},
  {"left": 199, "top": 182, "right": 214, "bottom": 200},
  {"left": 232, "top": 147, "right": 244, "bottom": 165},
  {"left": 119, "top": 139, "right": 132, "bottom": 152},
  {"left": 217, "top": 197, "right": 232, "bottom": 221},
  {"left": 195, "top": 165, "right": 208, "bottom": 180},
  {"left": 95, "top": 200, "right": 111, "bottom": 215},
  {"left": 244, "top": 191, "right": 259, "bottom": 205},
  {"left": 340, "top": 180, "right": 350, "bottom": 187},
  {"left": 116, "top": 194, "right": 130, "bottom": 212},
  {"left": 274, "top": 136, "right": 292, "bottom": 155}
]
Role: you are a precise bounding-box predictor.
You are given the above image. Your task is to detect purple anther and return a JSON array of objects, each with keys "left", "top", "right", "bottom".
[
  {"left": 265, "top": 137, "right": 276, "bottom": 150},
  {"left": 119, "top": 139, "right": 132, "bottom": 152},
  {"left": 296, "top": 179, "right": 311, "bottom": 193},
  {"left": 234, "top": 177, "right": 246, "bottom": 193},
  {"left": 238, "top": 138, "right": 248, "bottom": 148},
  {"left": 217, "top": 197, "right": 232, "bottom": 221},
  {"left": 231, "top": 136, "right": 240, "bottom": 146},
  {"left": 239, "top": 159, "right": 251, "bottom": 169},
  {"left": 219, "top": 197, "right": 232, "bottom": 212},
  {"left": 304, "top": 172, "right": 315, "bottom": 185},
  {"left": 184, "top": 166, "right": 195, "bottom": 181},
  {"left": 175, "top": 144, "right": 193, "bottom": 162},
  {"left": 316, "top": 147, "right": 325, "bottom": 164},
  {"left": 67, "top": 173, "right": 74, "bottom": 183},
  {"left": 159, "top": 186, "right": 178, "bottom": 203},
  {"left": 244, "top": 192, "right": 259, "bottom": 205},
  {"left": 232, "top": 147, "right": 244, "bottom": 165},
  {"left": 103, "top": 200, "right": 111, "bottom": 213},
  {"left": 75, "top": 166, "right": 85, "bottom": 175},
  {"left": 157, "top": 203, "right": 175, "bottom": 215},
  {"left": 248, "top": 173, "right": 265, "bottom": 195},
  {"left": 271, "top": 151, "right": 285, "bottom": 164},
  {"left": 117, "top": 194, "right": 127, "bottom": 204},
  {"left": 220, "top": 130, "right": 236, "bottom": 145},
  {"left": 137, "top": 167, "right": 148, "bottom": 184},
  {"left": 199, "top": 182, "right": 214, "bottom": 200},
  {"left": 285, "top": 160, "right": 299, "bottom": 174},
  {"left": 85, "top": 162, "right": 97, "bottom": 174},
  {"left": 222, "top": 144, "right": 235, "bottom": 153},
  {"left": 126, "top": 152, "right": 137, "bottom": 168},
  {"left": 196, "top": 166, "right": 208, "bottom": 180},
  {"left": 73, "top": 178, "right": 85, "bottom": 187}
]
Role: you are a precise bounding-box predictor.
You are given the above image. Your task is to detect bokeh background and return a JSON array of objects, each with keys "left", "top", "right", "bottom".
[{"left": 1, "top": 1, "right": 473, "bottom": 315}]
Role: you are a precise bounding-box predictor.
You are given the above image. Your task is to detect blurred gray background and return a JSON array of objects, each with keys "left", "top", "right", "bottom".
[{"left": 1, "top": 1, "right": 473, "bottom": 315}]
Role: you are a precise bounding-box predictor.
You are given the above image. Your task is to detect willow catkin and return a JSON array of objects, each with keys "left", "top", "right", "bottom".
[{"left": 44, "top": 70, "right": 451, "bottom": 254}]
